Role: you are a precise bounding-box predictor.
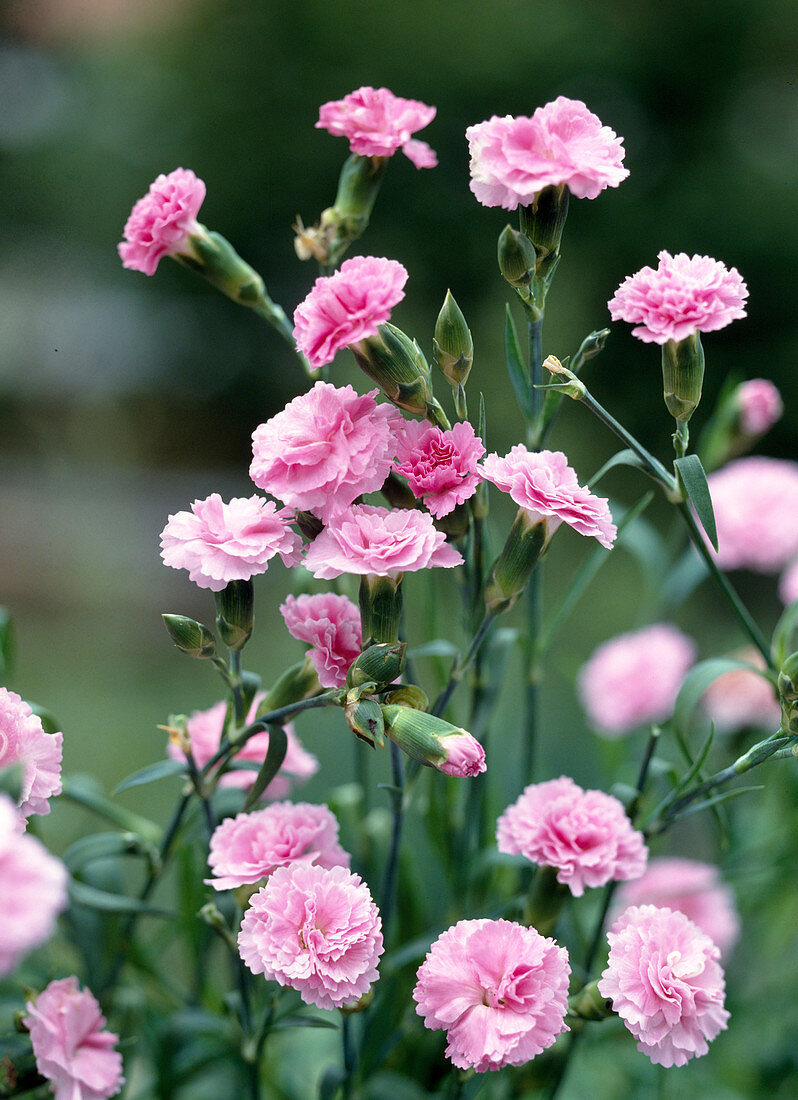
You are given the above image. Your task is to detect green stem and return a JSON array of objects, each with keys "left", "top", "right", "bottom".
[
  {"left": 432, "top": 613, "right": 496, "bottom": 717},
  {"left": 230, "top": 649, "right": 245, "bottom": 725},
  {"left": 577, "top": 387, "right": 676, "bottom": 490},
  {"left": 379, "top": 741, "right": 405, "bottom": 942},
  {"left": 252, "top": 296, "right": 314, "bottom": 378}
]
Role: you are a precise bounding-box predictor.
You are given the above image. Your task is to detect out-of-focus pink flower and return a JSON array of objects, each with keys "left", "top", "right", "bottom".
[
  {"left": 707, "top": 457, "right": 798, "bottom": 573},
  {"left": 413, "top": 918, "right": 570, "bottom": 1072},
  {"left": 578, "top": 623, "right": 696, "bottom": 736},
  {"left": 293, "top": 256, "right": 408, "bottom": 371},
  {"left": 437, "top": 731, "right": 486, "bottom": 778},
  {"left": 780, "top": 558, "right": 798, "bottom": 604},
  {"left": 736, "top": 379, "right": 783, "bottom": 436},
  {"left": 303, "top": 504, "right": 463, "bottom": 579},
  {"left": 466, "top": 97, "right": 628, "bottom": 210},
  {"left": 238, "top": 863, "right": 383, "bottom": 1010},
  {"left": 250, "top": 382, "right": 403, "bottom": 522},
  {"left": 613, "top": 859, "right": 740, "bottom": 958},
  {"left": 24, "top": 977, "right": 124, "bottom": 1099},
  {"left": 279, "top": 593, "right": 361, "bottom": 688},
  {"left": 160, "top": 494, "right": 301, "bottom": 592},
  {"left": 393, "top": 421, "right": 484, "bottom": 518},
  {"left": 0, "top": 687, "right": 62, "bottom": 823},
  {"left": 118, "top": 167, "right": 205, "bottom": 276},
  {"left": 599, "top": 905, "right": 729, "bottom": 1067},
  {"left": 608, "top": 251, "right": 748, "bottom": 345},
  {"left": 701, "top": 648, "right": 780, "bottom": 734},
  {"left": 497, "top": 777, "right": 647, "bottom": 897},
  {"left": 206, "top": 802, "right": 350, "bottom": 891},
  {"left": 0, "top": 794, "right": 68, "bottom": 976},
  {"left": 317, "top": 86, "right": 437, "bottom": 168},
  {"left": 481, "top": 445, "right": 616, "bottom": 549}
]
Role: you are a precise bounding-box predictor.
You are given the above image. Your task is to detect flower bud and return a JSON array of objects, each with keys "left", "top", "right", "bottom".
[
  {"left": 258, "top": 656, "right": 321, "bottom": 713},
  {"left": 381, "top": 705, "right": 486, "bottom": 776},
  {"left": 483, "top": 509, "right": 548, "bottom": 614},
  {"left": 351, "top": 323, "right": 450, "bottom": 429},
  {"left": 778, "top": 652, "right": 798, "bottom": 707},
  {"left": 661, "top": 333, "right": 705, "bottom": 423},
  {"left": 381, "top": 684, "right": 429, "bottom": 710},
  {"left": 497, "top": 224, "right": 537, "bottom": 289},
  {"left": 347, "top": 642, "right": 406, "bottom": 691},
  {"left": 433, "top": 290, "right": 473, "bottom": 389},
  {"left": 345, "top": 694, "right": 385, "bottom": 748},
  {"left": 518, "top": 183, "right": 570, "bottom": 277},
  {"left": 215, "top": 579, "right": 254, "bottom": 651},
  {"left": 162, "top": 614, "right": 217, "bottom": 659},
  {"left": 294, "top": 154, "right": 388, "bottom": 269}
]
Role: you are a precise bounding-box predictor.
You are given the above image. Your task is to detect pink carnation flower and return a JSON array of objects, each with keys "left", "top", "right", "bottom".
[
  {"left": 608, "top": 250, "right": 748, "bottom": 345},
  {"left": 250, "top": 382, "right": 403, "bottom": 522},
  {"left": 466, "top": 96, "right": 628, "bottom": 210},
  {"left": 160, "top": 493, "right": 301, "bottom": 592},
  {"left": 317, "top": 86, "right": 437, "bottom": 168},
  {"left": 780, "top": 558, "right": 798, "bottom": 604},
  {"left": 707, "top": 457, "right": 798, "bottom": 573},
  {"left": 701, "top": 648, "right": 781, "bottom": 734},
  {"left": 206, "top": 801, "right": 350, "bottom": 891},
  {"left": 481, "top": 445, "right": 616, "bottom": 549},
  {"left": 0, "top": 794, "right": 68, "bottom": 976},
  {"left": 118, "top": 167, "right": 205, "bottom": 277},
  {"left": 613, "top": 859, "right": 740, "bottom": 958},
  {"left": 736, "top": 378, "right": 783, "bottom": 436},
  {"left": 293, "top": 256, "right": 408, "bottom": 371},
  {"left": 303, "top": 504, "right": 463, "bottom": 580},
  {"left": 238, "top": 862, "right": 383, "bottom": 1010},
  {"left": 24, "top": 977, "right": 124, "bottom": 1099},
  {"left": 0, "top": 687, "right": 63, "bottom": 822},
  {"left": 599, "top": 905, "right": 730, "bottom": 1067},
  {"left": 279, "top": 592, "right": 361, "bottom": 689},
  {"left": 393, "top": 421, "right": 485, "bottom": 518},
  {"left": 437, "top": 731, "right": 486, "bottom": 778},
  {"left": 578, "top": 623, "right": 696, "bottom": 736},
  {"left": 496, "top": 776, "right": 647, "bottom": 897},
  {"left": 413, "top": 918, "right": 570, "bottom": 1072}
]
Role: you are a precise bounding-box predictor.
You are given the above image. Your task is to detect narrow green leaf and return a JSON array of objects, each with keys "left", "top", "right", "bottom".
[
  {"left": 113, "top": 758, "right": 187, "bottom": 794},
  {"left": 772, "top": 598, "right": 798, "bottom": 667},
  {"left": 668, "top": 784, "right": 763, "bottom": 825},
  {"left": 672, "top": 657, "right": 760, "bottom": 740},
  {"left": 61, "top": 775, "right": 162, "bottom": 843},
  {"left": 69, "top": 879, "right": 172, "bottom": 917},
  {"left": 504, "top": 304, "right": 531, "bottom": 417},
  {"left": 63, "top": 832, "right": 140, "bottom": 871},
  {"left": 589, "top": 448, "right": 651, "bottom": 487},
  {"left": 477, "top": 391, "right": 486, "bottom": 444},
  {"left": 243, "top": 724, "right": 287, "bottom": 811},
  {"left": 675, "top": 454, "right": 718, "bottom": 550},
  {"left": 408, "top": 640, "right": 459, "bottom": 660},
  {"left": 271, "top": 1015, "right": 340, "bottom": 1031}
]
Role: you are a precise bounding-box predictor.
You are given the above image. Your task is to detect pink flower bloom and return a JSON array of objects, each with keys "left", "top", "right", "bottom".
[
  {"left": 608, "top": 250, "right": 748, "bottom": 345},
  {"left": 0, "top": 687, "right": 62, "bottom": 822},
  {"left": 293, "top": 256, "right": 408, "bottom": 371},
  {"left": 496, "top": 777, "right": 647, "bottom": 897},
  {"left": 701, "top": 648, "right": 781, "bottom": 734},
  {"left": 0, "top": 794, "right": 68, "bottom": 976},
  {"left": 24, "top": 977, "right": 124, "bottom": 1099},
  {"left": 413, "top": 918, "right": 570, "bottom": 1072},
  {"left": 160, "top": 494, "right": 301, "bottom": 592},
  {"left": 466, "top": 97, "right": 628, "bottom": 210},
  {"left": 577, "top": 623, "right": 696, "bottom": 736},
  {"left": 780, "top": 558, "right": 798, "bottom": 604},
  {"left": 599, "top": 905, "right": 730, "bottom": 1067},
  {"left": 118, "top": 167, "right": 205, "bottom": 276},
  {"left": 317, "top": 86, "right": 437, "bottom": 168},
  {"left": 437, "top": 732, "right": 487, "bottom": 778},
  {"left": 481, "top": 445, "right": 616, "bottom": 549},
  {"left": 736, "top": 378, "right": 783, "bottom": 436},
  {"left": 238, "top": 862, "right": 383, "bottom": 1010},
  {"left": 250, "top": 382, "right": 403, "bottom": 522},
  {"left": 393, "top": 421, "right": 485, "bottom": 518},
  {"left": 707, "top": 457, "right": 798, "bottom": 573},
  {"left": 303, "top": 504, "right": 463, "bottom": 579},
  {"left": 206, "top": 801, "right": 350, "bottom": 891},
  {"left": 613, "top": 859, "right": 740, "bottom": 958},
  {"left": 279, "top": 593, "right": 362, "bottom": 688}
]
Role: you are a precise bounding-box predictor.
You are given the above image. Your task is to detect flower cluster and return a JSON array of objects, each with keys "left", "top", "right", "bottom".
[
  {"left": 317, "top": 85, "right": 437, "bottom": 168},
  {"left": 0, "top": 686, "right": 63, "bottom": 822},
  {"left": 118, "top": 167, "right": 205, "bottom": 276},
  {"left": 280, "top": 592, "right": 362, "bottom": 688}
]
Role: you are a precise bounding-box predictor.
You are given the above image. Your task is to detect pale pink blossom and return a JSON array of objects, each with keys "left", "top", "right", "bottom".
[
  {"left": 578, "top": 623, "right": 696, "bottom": 736},
  {"left": 238, "top": 862, "right": 383, "bottom": 1010},
  {"left": 118, "top": 167, "right": 205, "bottom": 276},
  {"left": 466, "top": 97, "right": 628, "bottom": 210},
  {"left": 0, "top": 794, "right": 68, "bottom": 976},
  {"left": 613, "top": 859, "right": 740, "bottom": 957},
  {"left": 293, "top": 256, "right": 408, "bottom": 371},
  {"left": 303, "top": 504, "right": 463, "bottom": 580},
  {"left": 481, "top": 445, "right": 616, "bottom": 549},
  {"left": 496, "top": 777, "right": 647, "bottom": 897},
  {"left": 413, "top": 918, "right": 570, "bottom": 1072},
  {"left": 608, "top": 250, "right": 748, "bottom": 345},
  {"left": 736, "top": 378, "right": 783, "bottom": 436},
  {"left": 24, "top": 977, "right": 124, "bottom": 1099},
  {"left": 780, "top": 558, "right": 798, "bottom": 604},
  {"left": 206, "top": 802, "right": 350, "bottom": 891},
  {"left": 599, "top": 905, "right": 730, "bottom": 1067},
  {"left": 393, "top": 421, "right": 485, "bottom": 518},
  {"left": 279, "top": 592, "right": 362, "bottom": 688},
  {"left": 160, "top": 493, "right": 301, "bottom": 592},
  {"left": 250, "top": 382, "right": 403, "bottom": 521},
  {"left": 701, "top": 648, "right": 781, "bottom": 734},
  {"left": 437, "top": 732, "right": 487, "bottom": 778},
  {"left": 707, "top": 457, "right": 798, "bottom": 573},
  {"left": 317, "top": 86, "right": 437, "bottom": 167},
  {"left": 0, "top": 687, "right": 62, "bottom": 822}
]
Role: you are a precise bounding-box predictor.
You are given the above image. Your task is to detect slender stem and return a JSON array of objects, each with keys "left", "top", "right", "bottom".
[
  {"left": 230, "top": 649, "right": 244, "bottom": 725},
  {"left": 342, "top": 1015, "right": 357, "bottom": 1097},
  {"left": 185, "top": 749, "right": 216, "bottom": 838},
  {"left": 432, "top": 613, "right": 496, "bottom": 718},
  {"left": 252, "top": 297, "right": 314, "bottom": 378},
  {"left": 528, "top": 316, "right": 543, "bottom": 446},
  {"left": 380, "top": 741, "right": 406, "bottom": 942},
  {"left": 577, "top": 388, "right": 675, "bottom": 490}
]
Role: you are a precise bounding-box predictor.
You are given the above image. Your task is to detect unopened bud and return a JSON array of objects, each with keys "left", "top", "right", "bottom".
[
  {"left": 351, "top": 323, "right": 450, "bottom": 428},
  {"left": 662, "top": 333, "right": 705, "bottom": 423},
  {"left": 162, "top": 614, "right": 217, "bottom": 658},
  {"left": 497, "top": 224, "right": 537, "bottom": 289},
  {"left": 484, "top": 509, "right": 548, "bottom": 614},
  {"left": 258, "top": 656, "right": 320, "bottom": 713},
  {"left": 347, "top": 642, "right": 406, "bottom": 691},
  {"left": 215, "top": 580, "right": 254, "bottom": 651},
  {"left": 778, "top": 652, "right": 798, "bottom": 706},
  {"left": 381, "top": 705, "right": 486, "bottom": 777},
  {"left": 382, "top": 684, "right": 429, "bottom": 710},
  {"left": 345, "top": 694, "right": 385, "bottom": 748},
  {"left": 433, "top": 290, "right": 473, "bottom": 389}
]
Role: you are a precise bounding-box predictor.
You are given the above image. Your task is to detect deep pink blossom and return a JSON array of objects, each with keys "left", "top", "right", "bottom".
[
  {"left": 466, "top": 97, "right": 628, "bottom": 210},
  {"left": 160, "top": 494, "right": 301, "bottom": 592},
  {"left": 279, "top": 593, "right": 362, "bottom": 688},
  {"left": 238, "top": 863, "right": 383, "bottom": 1010},
  {"left": 293, "top": 256, "right": 408, "bottom": 371},
  {"left": 701, "top": 648, "right": 781, "bottom": 734},
  {"left": 317, "top": 86, "right": 437, "bottom": 167},
  {"left": 608, "top": 251, "right": 748, "bottom": 345},
  {"left": 481, "top": 445, "right": 616, "bottom": 549},
  {"left": 393, "top": 421, "right": 485, "bottom": 518},
  {"left": 707, "top": 457, "right": 798, "bottom": 573},
  {"left": 24, "top": 977, "right": 124, "bottom": 1099},
  {"left": 250, "top": 382, "right": 403, "bottom": 521},
  {"left": 780, "top": 558, "right": 798, "bottom": 604},
  {"left": 206, "top": 802, "right": 350, "bottom": 891},
  {"left": 577, "top": 623, "right": 696, "bottom": 736},
  {"left": 436, "top": 732, "right": 487, "bottom": 778},
  {"left": 0, "top": 687, "right": 62, "bottom": 822},
  {"left": 599, "top": 905, "right": 730, "bottom": 1067},
  {"left": 413, "top": 918, "right": 570, "bottom": 1072},
  {"left": 303, "top": 504, "right": 463, "bottom": 579},
  {"left": 118, "top": 167, "right": 205, "bottom": 276},
  {"left": 736, "top": 378, "right": 783, "bottom": 436}
]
